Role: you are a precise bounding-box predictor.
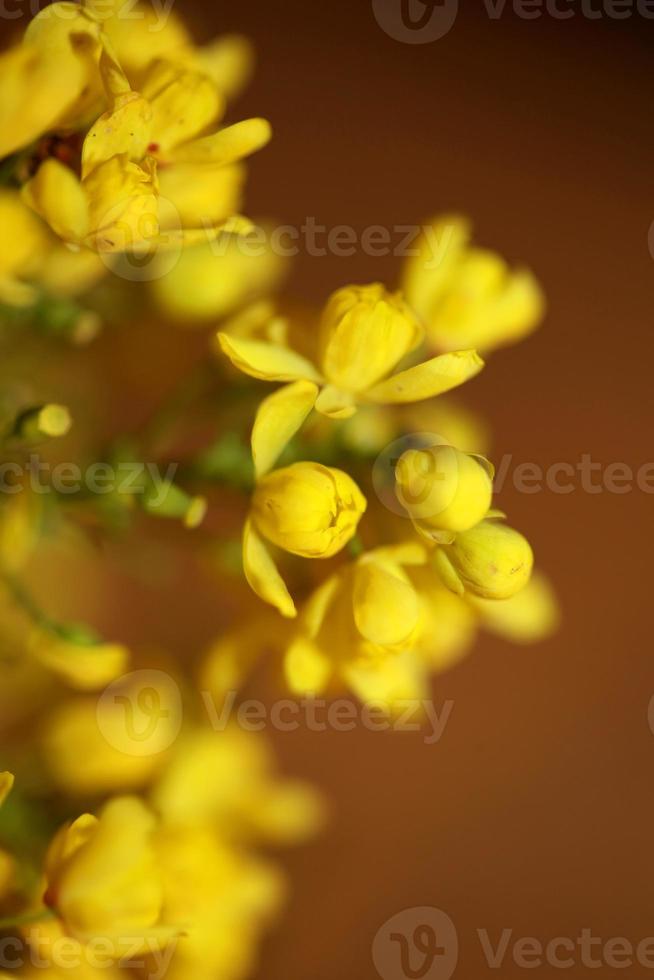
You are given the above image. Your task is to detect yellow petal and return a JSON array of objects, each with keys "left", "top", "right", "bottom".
[
  {"left": 31, "top": 633, "right": 129, "bottom": 690},
  {"left": 217, "top": 332, "right": 321, "bottom": 383},
  {"left": 157, "top": 162, "right": 244, "bottom": 228},
  {"left": 315, "top": 385, "right": 357, "bottom": 419},
  {"left": 284, "top": 637, "right": 332, "bottom": 695},
  {"left": 353, "top": 560, "right": 419, "bottom": 647},
  {"left": 243, "top": 519, "right": 296, "bottom": 618},
  {"left": 343, "top": 651, "right": 427, "bottom": 712},
  {"left": 22, "top": 159, "right": 90, "bottom": 244},
  {"left": 171, "top": 117, "right": 272, "bottom": 165},
  {"left": 83, "top": 155, "right": 158, "bottom": 253},
  {"left": 143, "top": 62, "right": 224, "bottom": 154},
  {"left": 302, "top": 573, "right": 341, "bottom": 638},
  {"left": 82, "top": 92, "right": 152, "bottom": 178},
  {"left": 469, "top": 571, "right": 560, "bottom": 643},
  {"left": 0, "top": 772, "right": 14, "bottom": 808},
  {"left": 252, "top": 380, "right": 319, "bottom": 478},
  {"left": 366, "top": 349, "right": 484, "bottom": 404},
  {"left": 197, "top": 35, "right": 254, "bottom": 99}
]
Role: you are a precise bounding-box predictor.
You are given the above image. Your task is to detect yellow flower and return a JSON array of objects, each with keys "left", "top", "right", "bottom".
[
  {"left": 469, "top": 570, "right": 560, "bottom": 642},
  {"left": 402, "top": 215, "right": 545, "bottom": 353},
  {"left": 43, "top": 796, "right": 178, "bottom": 952},
  {"left": 395, "top": 444, "right": 493, "bottom": 540},
  {"left": 435, "top": 517, "right": 534, "bottom": 600},
  {"left": 150, "top": 234, "right": 287, "bottom": 323},
  {"left": 84, "top": 0, "right": 254, "bottom": 100},
  {"left": 0, "top": 3, "right": 104, "bottom": 159},
  {"left": 43, "top": 696, "right": 171, "bottom": 795},
  {"left": 0, "top": 190, "right": 106, "bottom": 308},
  {"left": 0, "top": 771, "right": 14, "bottom": 807},
  {"left": 30, "top": 628, "right": 129, "bottom": 690},
  {"left": 217, "top": 282, "right": 484, "bottom": 478},
  {"left": 20, "top": 33, "right": 270, "bottom": 254},
  {"left": 152, "top": 728, "right": 325, "bottom": 845},
  {"left": 151, "top": 825, "right": 284, "bottom": 980},
  {"left": 284, "top": 542, "right": 431, "bottom": 706},
  {"left": 244, "top": 462, "right": 367, "bottom": 618}
]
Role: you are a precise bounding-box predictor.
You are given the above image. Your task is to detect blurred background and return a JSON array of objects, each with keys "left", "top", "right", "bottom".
[
  {"left": 186, "top": 2, "right": 652, "bottom": 978},
  {"left": 3, "top": 0, "right": 654, "bottom": 977}
]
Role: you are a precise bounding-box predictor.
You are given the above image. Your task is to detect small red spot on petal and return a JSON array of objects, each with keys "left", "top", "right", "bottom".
[{"left": 147, "top": 142, "right": 160, "bottom": 153}]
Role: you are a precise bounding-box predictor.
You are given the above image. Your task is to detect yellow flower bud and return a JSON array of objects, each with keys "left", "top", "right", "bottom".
[
  {"left": 395, "top": 445, "right": 492, "bottom": 535},
  {"left": 251, "top": 462, "right": 366, "bottom": 558},
  {"left": 435, "top": 519, "right": 533, "bottom": 599},
  {"left": 319, "top": 283, "right": 423, "bottom": 393}
]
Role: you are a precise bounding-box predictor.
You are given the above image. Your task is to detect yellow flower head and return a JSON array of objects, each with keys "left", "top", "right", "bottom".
[
  {"left": 0, "top": 3, "right": 104, "bottom": 159},
  {"left": 0, "top": 772, "right": 14, "bottom": 808},
  {"left": 8, "top": 5, "right": 270, "bottom": 255},
  {"left": 217, "top": 282, "right": 484, "bottom": 477},
  {"left": 244, "top": 462, "right": 366, "bottom": 618},
  {"left": 395, "top": 444, "right": 493, "bottom": 539},
  {"left": 402, "top": 214, "right": 545, "bottom": 354},
  {"left": 283, "top": 542, "right": 431, "bottom": 705},
  {"left": 435, "top": 518, "right": 534, "bottom": 600},
  {"left": 251, "top": 462, "right": 366, "bottom": 560},
  {"left": 319, "top": 283, "right": 423, "bottom": 393},
  {"left": 43, "top": 796, "right": 178, "bottom": 953}
]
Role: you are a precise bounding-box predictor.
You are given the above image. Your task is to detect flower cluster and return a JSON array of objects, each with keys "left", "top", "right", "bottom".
[{"left": 0, "top": 1, "right": 558, "bottom": 978}]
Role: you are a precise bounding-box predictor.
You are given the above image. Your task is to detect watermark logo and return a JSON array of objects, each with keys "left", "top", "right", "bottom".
[
  {"left": 373, "top": 907, "right": 459, "bottom": 980},
  {"left": 372, "top": 0, "right": 459, "bottom": 43},
  {"left": 96, "top": 670, "right": 182, "bottom": 756}
]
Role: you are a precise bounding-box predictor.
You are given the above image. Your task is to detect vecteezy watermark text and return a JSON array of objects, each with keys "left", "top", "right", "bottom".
[
  {"left": 0, "top": 0, "right": 175, "bottom": 29},
  {"left": 372, "top": 0, "right": 654, "bottom": 45},
  {"left": 0, "top": 935, "right": 177, "bottom": 980},
  {"left": 0, "top": 456, "right": 178, "bottom": 504},
  {"left": 373, "top": 907, "right": 654, "bottom": 979},
  {"left": 202, "top": 691, "right": 454, "bottom": 746}
]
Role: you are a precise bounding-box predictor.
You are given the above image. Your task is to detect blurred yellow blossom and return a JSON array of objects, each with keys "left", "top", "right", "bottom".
[
  {"left": 30, "top": 629, "right": 129, "bottom": 690},
  {"left": 402, "top": 214, "right": 545, "bottom": 354},
  {"left": 152, "top": 728, "right": 325, "bottom": 845},
  {"left": 43, "top": 795, "right": 178, "bottom": 952}
]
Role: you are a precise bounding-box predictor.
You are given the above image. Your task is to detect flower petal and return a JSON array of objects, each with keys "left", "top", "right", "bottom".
[
  {"left": 82, "top": 92, "right": 152, "bottom": 179},
  {"left": 171, "top": 118, "right": 272, "bottom": 166},
  {"left": 284, "top": 637, "right": 332, "bottom": 695},
  {"left": 143, "top": 62, "right": 223, "bottom": 154},
  {"left": 243, "top": 519, "right": 296, "bottom": 618},
  {"left": 217, "top": 332, "right": 321, "bottom": 383},
  {"left": 366, "top": 349, "right": 484, "bottom": 404},
  {"left": 315, "top": 385, "right": 357, "bottom": 419},
  {"left": 22, "top": 159, "right": 89, "bottom": 244},
  {"left": 353, "top": 560, "right": 419, "bottom": 647},
  {"left": 252, "top": 380, "right": 319, "bottom": 479}
]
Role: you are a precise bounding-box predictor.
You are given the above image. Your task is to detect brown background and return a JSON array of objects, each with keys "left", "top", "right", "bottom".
[
  {"left": 187, "top": 2, "right": 653, "bottom": 978},
  {"left": 4, "top": 0, "right": 654, "bottom": 977}
]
